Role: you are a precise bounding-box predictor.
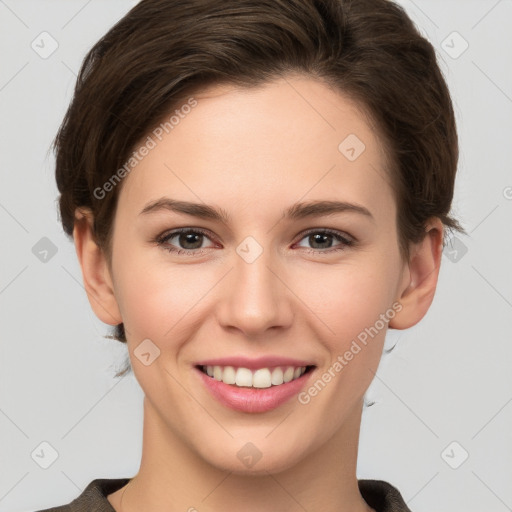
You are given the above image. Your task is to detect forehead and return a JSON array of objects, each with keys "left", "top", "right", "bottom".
[{"left": 117, "top": 76, "right": 395, "bottom": 223}]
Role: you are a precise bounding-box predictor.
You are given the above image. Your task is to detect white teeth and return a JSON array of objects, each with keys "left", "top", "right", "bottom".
[
  {"left": 283, "top": 366, "right": 295, "bottom": 383},
  {"left": 270, "top": 367, "right": 283, "bottom": 385},
  {"left": 213, "top": 366, "right": 222, "bottom": 381},
  {"left": 221, "top": 366, "right": 236, "bottom": 384},
  {"left": 252, "top": 368, "right": 272, "bottom": 388},
  {"left": 235, "top": 367, "right": 253, "bottom": 387},
  {"left": 202, "top": 365, "right": 309, "bottom": 388}
]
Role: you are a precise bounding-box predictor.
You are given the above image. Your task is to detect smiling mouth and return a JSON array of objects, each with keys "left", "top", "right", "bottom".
[{"left": 196, "top": 364, "right": 316, "bottom": 389}]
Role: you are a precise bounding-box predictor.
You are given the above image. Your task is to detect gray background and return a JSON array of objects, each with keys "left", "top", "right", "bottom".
[{"left": 1, "top": 0, "right": 511, "bottom": 511}]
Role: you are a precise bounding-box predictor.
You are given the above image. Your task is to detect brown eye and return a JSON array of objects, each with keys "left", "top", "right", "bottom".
[
  {"left": 295, "top": 229, "right": 354, "bottom": 253},
  {"left": 157, "top": 228, "right": 215, "bottom": 255}
]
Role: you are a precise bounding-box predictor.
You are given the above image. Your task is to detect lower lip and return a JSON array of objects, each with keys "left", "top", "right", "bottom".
[{"left": 195, "top": 366, "right": 315, "bottom": 413}]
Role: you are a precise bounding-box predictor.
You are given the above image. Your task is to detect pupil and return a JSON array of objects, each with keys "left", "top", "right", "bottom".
[
  {"left": 180, "top": 233, "right": 202, "bottom": 249},
  {"left": 310, "top": 233, "right": 330, "bottom": 249}
]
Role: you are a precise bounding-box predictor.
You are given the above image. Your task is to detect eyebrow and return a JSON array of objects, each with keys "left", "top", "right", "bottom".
[{"left": 139, "top": 197, "right": 374, "bottom": 223}]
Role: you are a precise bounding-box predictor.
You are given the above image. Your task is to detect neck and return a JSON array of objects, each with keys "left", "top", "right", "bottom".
[{"left": 112, "top": 397, "right": 374, "bottom": 512}]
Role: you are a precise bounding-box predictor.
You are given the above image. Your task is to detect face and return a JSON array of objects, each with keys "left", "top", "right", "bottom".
[{"left": 103, "top": 75, "right": 410, "bottom": 474}]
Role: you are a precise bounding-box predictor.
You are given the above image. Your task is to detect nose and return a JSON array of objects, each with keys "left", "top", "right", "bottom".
[{"left": 216, "top": 244, "right": 294, "bottom": 337}]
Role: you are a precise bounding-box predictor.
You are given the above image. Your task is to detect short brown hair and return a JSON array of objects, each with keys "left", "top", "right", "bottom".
[{"left": 54, "top": 0, "right": 465, "bottom": 349}]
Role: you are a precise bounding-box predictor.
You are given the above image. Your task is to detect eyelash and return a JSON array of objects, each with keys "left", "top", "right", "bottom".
[{"left": 154, "top": 227, "right": 355, "bottom": 256}]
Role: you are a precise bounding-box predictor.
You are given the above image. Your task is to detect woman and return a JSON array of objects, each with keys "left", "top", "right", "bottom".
[{"left": 39, "top": 0, "right": 464, "bottom": 510}]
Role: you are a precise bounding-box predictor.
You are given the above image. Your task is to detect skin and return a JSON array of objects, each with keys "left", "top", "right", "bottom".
[{"left": 73, "top": 75, "right": 443, "bottom": 512}]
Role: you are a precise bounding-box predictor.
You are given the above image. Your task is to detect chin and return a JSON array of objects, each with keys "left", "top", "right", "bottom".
[{"left": 196, "top": 435, "right": 311, "bottom": 476}]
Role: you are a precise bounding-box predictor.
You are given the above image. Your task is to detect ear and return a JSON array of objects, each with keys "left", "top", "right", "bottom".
[
  {"left": 389, "top": 217, "right": 444, "bottom": 330},
  {"left": 72, "top": 207, "right": 122, "bottom": 326}
]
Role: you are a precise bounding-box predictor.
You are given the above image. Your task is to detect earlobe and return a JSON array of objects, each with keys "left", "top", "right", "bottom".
[
  {"left": 73, "top": 208, "right": 122, "bottom": 326},
  {"left": 389, "top": 218, "right": 444, "bottom": 330}
]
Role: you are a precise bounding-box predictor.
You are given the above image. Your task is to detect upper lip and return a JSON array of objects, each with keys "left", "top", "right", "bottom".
[{"left": 195, "top": 356, "right": 316, "bottom": 370}]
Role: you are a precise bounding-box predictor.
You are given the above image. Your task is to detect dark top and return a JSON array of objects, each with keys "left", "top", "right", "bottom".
[{"left": 34, "top": 478, "right": 412, "bottom": 512}]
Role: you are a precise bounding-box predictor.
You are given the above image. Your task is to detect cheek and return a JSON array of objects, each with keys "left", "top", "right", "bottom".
[
  {"left": 111, "top": 250, "right": 202, "bottom": 342},
  {"left": 297, "top": 258, "right": 397, "bottom": 344},
  {"left": 288, "top": 264, "right": 397, "bottom": 433}
]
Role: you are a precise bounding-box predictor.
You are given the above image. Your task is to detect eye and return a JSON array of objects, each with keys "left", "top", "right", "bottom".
[
  {"left": 294, "top": 229, "right": 354, "bottom": 254},
  {"left": 154, "top": 227, "right": 355, "bottom": 256},
  {"left": 156, "top": 228, "right": 216, "bottom": 255}
]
